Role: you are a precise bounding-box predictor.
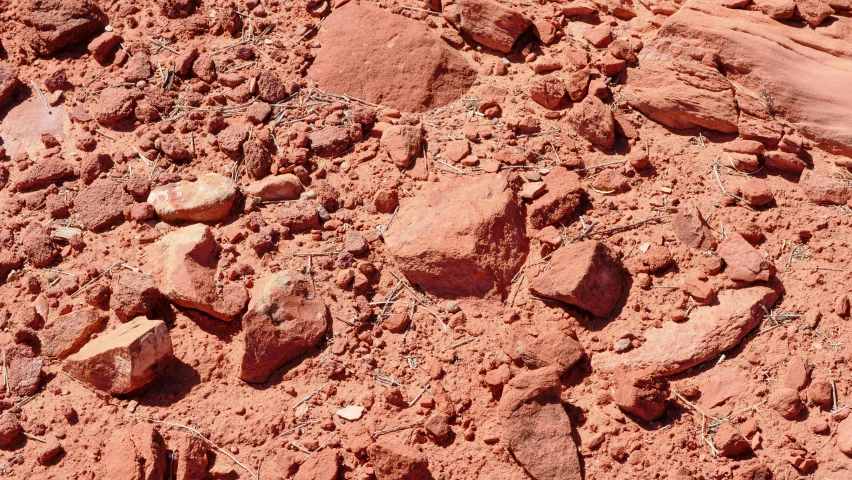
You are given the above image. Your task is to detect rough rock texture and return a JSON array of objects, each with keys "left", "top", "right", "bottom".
[
  {"left": 381, "top": 125, "right": 422, "bottom": 168},
  {"left": 310, "top": 126, "right": 351, "bottom": 158},
  {"left": 294, "top": 449, "right": 339, "bottom": 480},
  {"left": 148, "top": 173, "right": 238, "bottom": 223},
  {"left": 39, "top": 307, "right": 107, "bottom": 358},
  {"left": 613, "top": 365, "right": 668, "bottom": 421},
  {"left": 564, "top": 94, "right": 615, "bottom": 147},
  {"left": 367, "top": 442, "right": 431, "bottom": 480},
  {"left": 839, "top": 417, "right": 852, "bottom": 455},
  {"left": 308, "top": 2, "right": 475, "bottom": 112},
  {"left": 799, "top": 169, "right": 850, "bottom": 205},
  {"left": 499, "top": 368, "right": 582, "bottom": 480},
  {"left": 174, "top": 434, "right": 208, "bottom": 480},
  {"left": 0, "top": 66, "right": 19, "bottom": 107},
  {"left": 92, "top": 87, "right": 135, "bottom": 124},
  {"left": 63, "top": 318, "right": 174, "bottom": 394},
  {"left": 238, "top": 271, "right": 328, "bottom": 383},
  {"left": 452, "top": 0, "right": 530, "bottom": 53},
  {"left": 103, "top": 424, "right": 168, "bottom": 480},
  {"left": 157, "top": 224, "right": 248, "bottom": 321},
  {"left": 505, "top": 328, "right": 585, "bottom": 375},
  {"left": 646, "top": 0, "right": 852, "bottom": 156},
  {"left": 22, "top": 0, "right": 107, "bottom": 55},
  {"left": 672, "top": 206, "right": 717, "bottom": 250},
  {"left": 110, "top": 270, "right": 160, "bottom": 320},
  {"left": 74, "top": 178, "right": 134, "bottom": 232},
  {"left": 714, "top": 423, "right": 751, "bottom": 457},
  {"left": 13, "top": 156, "right": 76, "bottom": 191},
  {"left": 595, "top": 284, "right": 781, "bottom": 374},
  {"left": 717, "top": 232, "right": 775, "bottom": 283},
  {"left": 6, "top": 346, "right": 43, "bottom": 396},
  {"left": 529, "top": 76, "right": 565, "bottom": 110},
  {"left": 527, "top": 167, "right": 583, "bottom": 228},
  {"left": 530, "top": 240, "right": 627, "bottom": 317},
  {"left": 622, "top": 61, "right": 738, "bottom": 133},
  {"left": 384, "top": 174, "right": 528, "bottom": 298}
]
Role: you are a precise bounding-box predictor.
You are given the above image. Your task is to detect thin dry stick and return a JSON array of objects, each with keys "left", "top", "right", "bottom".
[
  {"left": 573, "top": 159, "right": 626, "bottom": 172},
  {"left": 442, "top": 338, "right": 475, "bottom": 352},
  {"left": 0, "top": 396, "right": 34, "bottom": 418},
  {"left": 139, "top": 417, "right": 258, "bottom": 480},
  {"left": 71, "top": 261, "right": 123, "bottom": 297},
  {"left": 712, "top": 162, "right": 750, "bottom": 205},
  {"left": 31, "top": 80, "right": 51, "bottom": 113},
  {"left": 293, "top": 382, "right": 328, "bottom": 410},
  {"left": 371, "top": 417, "right": 427, "bottom": 437},
  {"left": 22, "top": 432, "right": 46, "bottom": 443},
  {"left": 2, "top": 349, "right": 8, "bottom": 395},
  {"left": 0, "top": 454, "right": 23, "bottom": 474}
]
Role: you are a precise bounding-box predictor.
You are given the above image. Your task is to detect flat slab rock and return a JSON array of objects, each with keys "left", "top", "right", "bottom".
[
  {"left": 384, "top": 174, "right": 528, "bottom": 298},
  {"left": 39, "top": 307, "right": 107, "bottom": 358},
  {"left": 238, "top": 271, "right": 328, "bottom": 383},
  {"left": 645, "top": 0, "right": 852, "bottom": 156},
  {"left": 308, "top": 2, "right": 475, "bottom": 113},
  {"left": 147, "top": 173, "right": 237, "bottom": 223},
  {"left": 63, "top": 318, "right": 174, "bottom": 395},
  {"left": 594, "top": 284, "right": 781, "bottom": 375}
]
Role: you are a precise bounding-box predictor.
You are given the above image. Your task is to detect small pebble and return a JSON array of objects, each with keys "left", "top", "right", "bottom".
[
  {"left": 445, "top": 300, "right": 460, "bottom": 314},
  {"left": 135, "top": 80, "right": 147, "bottom": 88},
  {"left": 614, "top": 338, "right": 631, "bottom": 353},
  {"left": 105, "top": 25, "right": 113, "bottom": 32}
]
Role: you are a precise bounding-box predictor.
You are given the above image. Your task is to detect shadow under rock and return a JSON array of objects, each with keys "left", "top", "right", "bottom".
[{"left": 137, "top": 357, "right": 201, "bottom": 408}]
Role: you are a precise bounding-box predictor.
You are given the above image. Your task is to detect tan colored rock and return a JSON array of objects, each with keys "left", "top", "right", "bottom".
[
  {"left": 243, "top": 174, "right": 302, "bottom": 202},
  {"left": 63, "top": 318, "right": 174, "bottom": 395},
  {"left": 147, "top": 173, "right": 237, "bottom": 223},
  {"left": 39, "top": 307, "right": 107, "bottom": 358}
]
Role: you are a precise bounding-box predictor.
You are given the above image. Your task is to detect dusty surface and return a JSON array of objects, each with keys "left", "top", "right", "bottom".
[{"left": 0, "top": 0, "right": 852, "bottom": 479}]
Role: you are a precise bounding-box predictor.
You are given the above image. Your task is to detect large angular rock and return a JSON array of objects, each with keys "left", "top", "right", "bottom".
[
  {"left": 103, "top": 423, "right": 168, "bottom": 480},
  {"left": 308, "top": 2, "right": 475, "bottom": 113},
  {"left": 717, "top": 232, "right": 775, "bottom": 283},
  {"left": 111, "top": 270, "right": 160, "bottom": 321},
  {"left": 564, "top": 95, "right": 616, "bottom": 147},
  {"left": 75, "top": 178, "right": 134, "bottom": 232},
  {"left": 384, "top": 174, "right": 528, "bottom": 297},
  {"left": 646, "top": 0, "right": 852, "bottom": 156},
  {"left": 499, "top": 368, "right": 582, "bottom": 480},
  {"left": 528, "top": 167, "right": 583, "bottom": 228},
  {"left": 530, "top": 241, "right": 627, "bottom": 317},
  {"left": 157, "top": 224, "right": 248, "bottom": 321},
  {"left": 63, "top": 318, "right": 174, "bottom": 395},
  {"left": 799, "top": 169, "right": 850, "bottom": 205},
  {"left": 12, "top": 156, "right": 76, "bottom": 191},
  {"left": 451, "top": 0, "right": 530, "bottom": 53},
  {"left": 148, "top": 173, "right": 238, "bottom": 223},
  {"left": 6, "top": 346, "right": 43, "bottom": 396},
  {"left": 622, "top": 61, "right": 738, "bottom": 133},
  {"left": 613, "top": 365, "right": 668, "bottom": 421},
  {"left": 22, "top": 0, "right": 107, "bottom": 55},
  {"left": 367, "top": 442, "right": 431, "bottom": 480},
  {"left": 39, "top": 307, "right": 107, "bottom": 358},
  {"left": 595, "top": 284, "right": 781, "bottom": 375},
  {"left": 238, "top": 271, "right": 328, "bottom": 383}
]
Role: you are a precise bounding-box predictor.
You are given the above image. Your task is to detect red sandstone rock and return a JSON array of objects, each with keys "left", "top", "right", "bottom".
[
  {"left": 148, "top": 173, "right": 237, "bottom": 223},
  {"left": 103, "top": 424, "right": 168, "bottom": 480},
  {"left": 799, "top": 169, "right": 850, "bottom": 205},
  {"left": 530, "top": 241, "right": 626, "bottom": 317},
  {"left": 384, "top": 174, "right": 528, "bottom": 298},
  {"left": 717, "top": 232, "right": 775, "bottom": 283},
  {"left": 39, "top": 307, "right": 107, "bottom": 358},
  {"left": 63, "top": 318, "right": 174, "bottom": 394},
  {"left": 22, "top": 0, "right": 106, "bottom": 55},
  {"left": 75, "top": 178, "right": 134, "bottom": 232},
  {"left": 613, "top": 365, "right": 668, "bottom": 421},
  {"left": 238, "top": 271, "right": 328, "bottom": 382},
  {"left": 308, "top": 2, "right": 475, "bottom": 112}
]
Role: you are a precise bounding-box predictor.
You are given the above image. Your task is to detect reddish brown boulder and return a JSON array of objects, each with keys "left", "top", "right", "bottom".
[
  {"left": 795, "top": 0, "right": 834, "bottom": 26},
  {"left": 381, "top": 125, "right": 422, "bottom": 168},
  {"left": 92, "top": 87, "right": 135, "bottom": 124},
  {"left": 74, "top": 178, "right": 134, "bottom": 232},
  {"left": 765, "top": 151, "right": 807, "bottom": 172},
  {"left": 147, "top": 173, "right": 237, "bottom": 223},
  {"left": 753, "top": 0, "right": 796, "bottom": 18},
  {"left": 613, "top": 365, "right": 668, "bottom": 421},
  {"left": 308, "top": 2, "right": 475, "bottom": 112},
  {"left": 257, "top": 71, "right": 286, "bottom": 103},
  {"left": 103, "top": 423, "right": 167, "bottom": 480},
  {"left": 217, "top": 124, "right": 248, "bottom": 155},
  {"left": 622, "top": 61, "right": 738, "bottom": 133},
  {"left": 21, "top": 223, "right": 57, "bottom": 268},
  {"left": 384, "top": 174, "right": 528, "bottom": 298},
  {"left": 111, "top": 271, "right": 160, "bottom": 321},
  {"left": 157, "top": 224, "right": 248, "bottom": 321},
  {"left": 625, "top": 244, "right": 674, "bottom": 274},
  {"left": 799, "top": 169, "right": 850, "bottom": 205},
  {"left": 174, "top": 434, "right": 208, "bottom": 480},
  {"left": 367, "top": 442, "right": 431, "bottom": 480},
  {"left": 595, "top": 285, "right": 780, "bottom": 375},
  {"left": 0, "top": 66, "right": 19, "bottom": 107},
  {"left": 160, "top": 0, "right": 195, "bottom": 18},
  {"left": 767, "top": 387, "right": 803, "bottom": 419},
  {"left": 452, "top": 0, "right": 529, "bottom": 53},
  {"left": 6, "top": 345, "right": 43, "bottom": 396},
  {"left": 564, "top": 95, "right": 615, "bottom": 148},
  {"left": 499, "top": 368, "right": 582, "bottom": 480},
  {"left": 310, "top": 126, "right": 351, "bottom": 158},
  {"left": 740, "top": 178, "right": 774, "bottom": 206},
  {"left": 36, "top": 439, "right": 63, "bottom": 465},
  {"left": 714, "top": 423, "right": 751, "bottom": 457},
  {"left": 0, "top": 415, "right": 22, "bottom": 448},
  {"left": 243, "top": 174, "right": 302, "bottom": 202},
  {"left": 238, "top": 271, "right": 328, "bottom": 383},
  {"left": 530, "top": 241, "right": 626, "bottom": 317},
  {"left": 22, "top": 0, "right": 106, "bottom": 55},
  {"left": 527, "top": 167, "right": 583, "bottom": 228},
  {"left": 529, "top": 76, "right": 565, "bottom": 110},
  {"left": 717, "top": 232, "right": 775, "bottom": 283},
  {"left": 87, "top": 32, "right": 122, "bottom": 62},
  {"left": 39, "top": 307, "right": 107, "bottom": 358},
  {"left": 12, "top": 156, "right": 76, "bottom": 191},
  {"left": 506, "top": 328, "right": 585, "bottom": 375},
  {"left": 839, "top": 417, "right": 852, "bottom": 455},
  {"left": 294, "top": 449, "right": 339, "bottom": 480},
  {"left": 672, "top": 207, "right": 717, "bottom": 250},
  {"left": 64, "top": 318, "right": 173, "bottom": 394}
]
